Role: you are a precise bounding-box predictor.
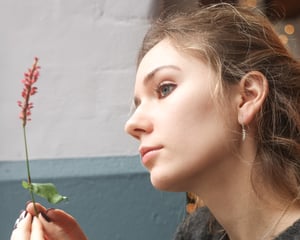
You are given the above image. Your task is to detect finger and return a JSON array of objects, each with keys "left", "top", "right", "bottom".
[
  {"left": 38, "top": 213, "right": 70, "bottom": 240},
  {"left": 39, "top": 209, "right": 87, "bottom": 240},
  {"left": 11, "top": 212, "right": 32, "bottom": 240},
  {"left": 30, "top": 217, "right": 45, "bottom": 240},
  {"left": 26, "top": 203, "right": 47, "bottom": 216},
  {"left": 13, "top": 210, "right": 27, "bottom": 230}
]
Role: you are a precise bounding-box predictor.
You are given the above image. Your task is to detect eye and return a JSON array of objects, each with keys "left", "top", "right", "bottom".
[{"left": 156, "top": 82, "right": 177, "bottom": 98}]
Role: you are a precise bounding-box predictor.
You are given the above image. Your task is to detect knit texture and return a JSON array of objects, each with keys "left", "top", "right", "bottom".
[{"left": 173, "top": 207, "right": 300, "bottom": 240}]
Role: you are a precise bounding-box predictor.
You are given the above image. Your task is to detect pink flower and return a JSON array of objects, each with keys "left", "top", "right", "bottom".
[{"left": 18, "top": 57, "right": 40, "bottom": 126}]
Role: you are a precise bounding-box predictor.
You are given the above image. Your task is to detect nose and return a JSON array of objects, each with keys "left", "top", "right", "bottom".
[{"left": 124, "top": 106, "right": 153, "bottom": 140}]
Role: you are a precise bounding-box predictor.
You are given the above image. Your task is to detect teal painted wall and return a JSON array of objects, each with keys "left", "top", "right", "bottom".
[{"left": 0, "top": 156, "right": 185, "bottom": 239}]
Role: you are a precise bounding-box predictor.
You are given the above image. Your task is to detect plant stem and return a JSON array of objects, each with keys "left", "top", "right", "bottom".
[{"left": 23, "top": 125, "right": 38, "bottom": 216}]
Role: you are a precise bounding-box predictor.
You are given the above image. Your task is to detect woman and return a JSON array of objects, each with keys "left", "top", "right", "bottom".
[{"left": 11, "top": 3, "right": 300, "bottom": 240}]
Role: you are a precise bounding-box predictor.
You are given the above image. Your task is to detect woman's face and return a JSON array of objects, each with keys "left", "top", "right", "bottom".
[{"left": 125, "top": 39, "right": 236, "bottom": 192}]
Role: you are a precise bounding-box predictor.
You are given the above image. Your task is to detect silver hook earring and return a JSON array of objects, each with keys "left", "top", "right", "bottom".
[{"left": 241, "top": 123, "right": 246, "bottom": 141}]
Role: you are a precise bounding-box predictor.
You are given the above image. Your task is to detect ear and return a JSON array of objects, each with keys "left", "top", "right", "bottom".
[{"left": 237, "top": 71, "right": 269, "bottom": 126}]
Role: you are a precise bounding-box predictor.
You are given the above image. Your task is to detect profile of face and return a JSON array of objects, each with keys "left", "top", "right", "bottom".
[{"left": 125, "top": 39, "right": 238, "bottom": 193}]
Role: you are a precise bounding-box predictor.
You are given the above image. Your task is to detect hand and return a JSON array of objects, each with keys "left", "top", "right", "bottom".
[
  {"left": 11, "top": 211, "right": 45, "bottom": 240},
  {"left": 11, "top": 202, "right": 88, "bottom": 240},
  {"left": 27, "top": 202, "right": 88, "bottom": 240}
]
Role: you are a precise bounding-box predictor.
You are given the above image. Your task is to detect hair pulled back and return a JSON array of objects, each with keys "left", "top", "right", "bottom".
[{"left": 138, "top": 3, "right": 300, "bottom": 200}]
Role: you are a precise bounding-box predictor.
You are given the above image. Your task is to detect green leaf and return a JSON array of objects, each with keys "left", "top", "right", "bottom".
[{"left": 22, "top": 181, "right": 68, "bottom": 204}]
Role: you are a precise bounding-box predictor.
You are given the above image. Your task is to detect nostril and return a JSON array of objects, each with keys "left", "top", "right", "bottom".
[
  {"left": 134, "top": 127, "right": 147, "bottom": 138},
  {"left": 128, "top": 126, "right": 144, "bottom": 140}
]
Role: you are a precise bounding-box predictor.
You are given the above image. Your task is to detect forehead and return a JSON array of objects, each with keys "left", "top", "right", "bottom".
[{"left": 136, "top": 39, "right": 190, "bottom": 80}]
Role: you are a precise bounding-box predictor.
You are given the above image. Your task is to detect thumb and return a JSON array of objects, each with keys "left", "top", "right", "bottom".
[{"left": 26, "top": 202, "right": 47, "bottom": 217}]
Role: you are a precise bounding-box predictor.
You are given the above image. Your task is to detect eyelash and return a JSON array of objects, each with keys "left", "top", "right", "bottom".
[{"left": 155, "top": 82, "right": 177, "bottom": 98}]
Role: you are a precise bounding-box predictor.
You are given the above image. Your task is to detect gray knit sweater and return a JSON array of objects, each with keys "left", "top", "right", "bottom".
[{"left": 173, "top": 207, "right": 300, "bottom": 240}]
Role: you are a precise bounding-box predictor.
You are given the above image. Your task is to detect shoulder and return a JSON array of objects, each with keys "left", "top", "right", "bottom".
[
  {"left": 275, "top": 218, "right": 300, "bottom": 240},
  {"left": 173, "top": 207, "right": 225, "bottom": 240}
]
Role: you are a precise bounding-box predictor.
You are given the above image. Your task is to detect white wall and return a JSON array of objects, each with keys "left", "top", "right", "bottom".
[
  {"left": 0, "top": 0, "right": 156, "bottom": 161},
  {"left": 1, "top": 1, "right": 299, "bottom": 161}
]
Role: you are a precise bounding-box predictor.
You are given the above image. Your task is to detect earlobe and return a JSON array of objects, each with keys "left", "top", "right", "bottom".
[{"left": 237, "top": 71, "right": 269, "bottom": 126}]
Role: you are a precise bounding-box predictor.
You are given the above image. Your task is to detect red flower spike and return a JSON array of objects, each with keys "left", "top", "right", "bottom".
[
  {"left": 18, "top": 57, "right": 40, "bottom": 126},
  {"left": 30, "top": 87, "right": 38, "bottom": 95},
  {"left": 18, "top": 57, "right": 68, "bottom": 212}
]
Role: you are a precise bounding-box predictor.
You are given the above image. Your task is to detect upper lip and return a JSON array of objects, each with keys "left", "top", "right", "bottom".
[{"left": 139, "top": 146, "right": 163, "bottom": 157}]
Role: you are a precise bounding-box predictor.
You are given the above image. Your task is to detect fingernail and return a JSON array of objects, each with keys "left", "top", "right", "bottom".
[
  {"left": 46, "top": 208, "right": 56, "bottom": 213},
  {"left": 19, "top": 210, "right": 28, "bottom": 219},
  {"left": 41, "top": 212, "right": 51, "bottom": 222}
]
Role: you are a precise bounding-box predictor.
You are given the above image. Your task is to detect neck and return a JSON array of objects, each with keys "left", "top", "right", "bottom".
[{"left": 193, "top": 140, "right": 300, "bottom": 240}]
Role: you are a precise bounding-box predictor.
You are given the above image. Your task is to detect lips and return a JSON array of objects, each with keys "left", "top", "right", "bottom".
[
  {"left": 139, "top": 146, "right": 163, "bottom": 157},
  {"left": 139, "top": 146, "right": 163, "bottom": 165}
]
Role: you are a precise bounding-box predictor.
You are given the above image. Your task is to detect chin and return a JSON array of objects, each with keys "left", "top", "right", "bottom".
[{"left": 150, "top": 173, "right": 183, "bottom": 192}]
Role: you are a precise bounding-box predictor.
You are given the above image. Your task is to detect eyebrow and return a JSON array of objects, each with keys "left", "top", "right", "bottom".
[
  {"left": 132, "top": 65, "right": 181, "bottom": 109},
  {"left": 143, "top": 65, "right": 181, "bottom": 86}
]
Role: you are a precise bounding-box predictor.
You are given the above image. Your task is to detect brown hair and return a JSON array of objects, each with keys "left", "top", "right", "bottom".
[{"left": 138, "top": 3, "right": 300, "bottom": 201}]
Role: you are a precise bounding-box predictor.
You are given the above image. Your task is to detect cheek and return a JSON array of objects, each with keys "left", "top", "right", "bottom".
[
  {"left": 154, "top": 90, "right": 219, "bottom": 156},
  {"left": 149, "top": 94, "right": 239, "bottom": 191},
  {"left": 167, "top": 93, "right": 216, "bottom": 139},
  {"left": 167, "top": 98, "right": 230, "bottom": 167}
]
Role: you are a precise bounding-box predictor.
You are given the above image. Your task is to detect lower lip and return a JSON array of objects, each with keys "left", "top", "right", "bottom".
[{"left": 141, "top": 149, "right": 161, "bottom": 165}]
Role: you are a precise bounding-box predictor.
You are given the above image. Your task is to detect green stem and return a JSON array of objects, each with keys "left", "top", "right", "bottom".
[{"left": 23, "top": 125, "right": 38, "bottom": 216}]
